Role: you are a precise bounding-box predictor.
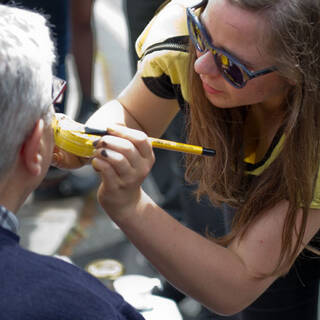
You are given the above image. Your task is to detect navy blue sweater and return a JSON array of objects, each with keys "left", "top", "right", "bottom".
[{"left": 0, "top": 226, "right": 144, "bottom": 320}]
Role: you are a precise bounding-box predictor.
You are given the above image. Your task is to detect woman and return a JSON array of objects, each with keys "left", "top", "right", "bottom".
[{"left": 55, "top": 0, "right": 320, "bottom": 318}]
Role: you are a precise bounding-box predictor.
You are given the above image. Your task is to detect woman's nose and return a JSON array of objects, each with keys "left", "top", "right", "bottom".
[{"left": 194, "top": 51, "right": 220, "bottom": 76}]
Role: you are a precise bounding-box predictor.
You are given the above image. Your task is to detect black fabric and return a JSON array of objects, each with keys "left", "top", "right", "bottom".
[
  {"left": 142, "top": 75, "right": 186, "bottom": 110},
  {"left": 139, "top": 35, "right": 189, "bottom": 58}
]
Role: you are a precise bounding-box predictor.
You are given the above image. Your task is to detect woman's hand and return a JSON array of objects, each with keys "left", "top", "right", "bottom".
[
  {"left": 52, "top": 146, "right": 90, "bottom": 169},
  {"left": 92, "top": 124, "right": 155, "bottom": 222}
]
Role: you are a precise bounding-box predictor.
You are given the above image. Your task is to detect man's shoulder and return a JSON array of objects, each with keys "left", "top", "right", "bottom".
[{"left": 0, "top": 248, "right": 143, "bottom": 319}]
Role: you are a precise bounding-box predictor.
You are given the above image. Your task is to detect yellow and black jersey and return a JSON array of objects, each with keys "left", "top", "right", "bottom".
[
  {"left": 244, "top": 130, "right": 320, "bottom": 209},
  {"left": 135, "top": 0, "right": 198, "bottom": 110}
]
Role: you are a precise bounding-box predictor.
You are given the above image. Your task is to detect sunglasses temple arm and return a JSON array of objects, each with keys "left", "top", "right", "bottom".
[{"left": 249, "top": 67, "right": 277, "bottom": 79}]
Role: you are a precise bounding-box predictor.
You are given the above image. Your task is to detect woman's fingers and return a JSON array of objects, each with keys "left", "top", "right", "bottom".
[
  {"left": 95, "top": 135, "right": 151, "bottom": 171},
  {"left": 92, "top": 156, "right": 121, "bottom": 189},
  {"left": 92, "top": 125, "right": 155, "bottom": 189},
  {"left": 103, "top": 124, "right": 154, "bottom": 159},
  {"left": 91, "top": 125, "right": 155, "bottom": 221},
  {"left": 96, "top": 148, "right": 133, "bottom": 180},
  {"left": 94, "top": 145, "right": 151, "bottom": 188},
  {"left": 93, "top": 125, "right": 155, "bottom": 177}
]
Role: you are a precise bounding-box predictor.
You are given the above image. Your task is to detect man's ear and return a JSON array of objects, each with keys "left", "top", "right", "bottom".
[{"left": 20, "top": 119, "right": 44, "bottom": 176}]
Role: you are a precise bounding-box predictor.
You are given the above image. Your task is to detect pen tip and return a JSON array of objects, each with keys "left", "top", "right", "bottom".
[{"left": 202, "top": 148, "right": 216, "bottom": 157}]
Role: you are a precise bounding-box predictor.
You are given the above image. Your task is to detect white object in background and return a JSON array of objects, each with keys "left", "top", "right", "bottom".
[
  {"left": 113, "top": 274, "right": 183, "bottom": 320},
  {"left": 113, "top": 274, "right": 162, "bottom": 310}
]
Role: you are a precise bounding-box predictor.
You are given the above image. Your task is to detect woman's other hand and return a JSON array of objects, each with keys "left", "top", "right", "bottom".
[{"left": 52, "top": 146, "right": 90, "bottom": 169}]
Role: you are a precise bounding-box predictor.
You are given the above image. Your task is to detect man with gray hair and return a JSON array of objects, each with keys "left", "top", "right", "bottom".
[{"left": 0, "top": 4, "right": 144, "bottom": 319}]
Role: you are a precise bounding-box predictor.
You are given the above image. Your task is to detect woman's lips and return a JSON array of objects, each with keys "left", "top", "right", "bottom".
[{"left": 202, "top": 80, "right": 223, "bottom": 94}]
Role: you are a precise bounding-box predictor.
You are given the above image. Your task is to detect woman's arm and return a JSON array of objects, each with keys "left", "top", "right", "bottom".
[
  {"left": 92, "top": 124, "right": 320, "bottom": 316},
  {"left": 86, "top": 72, "right": 180, "bottom": 137}
]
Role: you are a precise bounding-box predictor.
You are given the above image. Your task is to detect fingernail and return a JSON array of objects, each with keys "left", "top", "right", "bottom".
[
  {"left": 101, "top": 149, "right": 108, "bottom": 157},
  {"left": 101, "top": 141, "right": 108, "bottom": 148},
  {"left": 93, "top": 139, "right": 100, "bottom": 147}
]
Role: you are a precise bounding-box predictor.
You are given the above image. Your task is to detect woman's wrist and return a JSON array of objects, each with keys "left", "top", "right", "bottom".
[{"left": 99, "top": 188, "right": 153, "bottom": 226}]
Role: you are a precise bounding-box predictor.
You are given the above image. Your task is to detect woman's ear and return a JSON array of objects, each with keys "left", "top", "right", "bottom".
[{"left": 20, "top": 119, "right": 44, "bottom": 176}]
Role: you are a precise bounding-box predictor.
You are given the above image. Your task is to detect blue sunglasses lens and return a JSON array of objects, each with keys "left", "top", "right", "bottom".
[
  {"left": 214, "top": 52, "right": 244, "bottom": 88},
  {"left": 188, "top": 16, "right": 206, "bottom": 51}
]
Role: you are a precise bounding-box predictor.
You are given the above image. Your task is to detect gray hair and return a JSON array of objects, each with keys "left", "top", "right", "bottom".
[{"left": 0, "top": 4, "right": 56, "bottom": 176}]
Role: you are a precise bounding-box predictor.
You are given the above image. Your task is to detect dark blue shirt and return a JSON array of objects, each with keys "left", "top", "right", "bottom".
[{"left": 0, "top": 206, "right": 144, "bottom": 320}]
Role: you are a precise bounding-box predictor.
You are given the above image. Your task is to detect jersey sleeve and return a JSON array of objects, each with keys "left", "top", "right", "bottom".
[
  {"left": 311, "top": 169, "right": 320, "bottom": 209},
  {"left": 134, "top": 0, "right": 198, "bottom": 107}
]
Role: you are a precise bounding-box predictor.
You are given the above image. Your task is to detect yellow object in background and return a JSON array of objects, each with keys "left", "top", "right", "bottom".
[{"left": 52, "top": 113, "right": 101, "bottom": 158}]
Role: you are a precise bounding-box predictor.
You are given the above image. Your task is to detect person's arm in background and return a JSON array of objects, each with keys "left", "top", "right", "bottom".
[
  {"left": 71, "top": 0, "right": 101, "bottom": 123},
  {"left": 71, "top": 0, "right": 95, "bottom": 101}
]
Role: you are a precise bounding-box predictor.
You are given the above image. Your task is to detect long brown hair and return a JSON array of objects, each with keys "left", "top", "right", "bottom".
[{"left": 185, "top": 0, "right": 320, "bottom": 275}]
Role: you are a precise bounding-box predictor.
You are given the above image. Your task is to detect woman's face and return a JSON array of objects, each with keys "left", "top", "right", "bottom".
[{"left": 193, "top": 0, "right": 291, "bottom": 112}]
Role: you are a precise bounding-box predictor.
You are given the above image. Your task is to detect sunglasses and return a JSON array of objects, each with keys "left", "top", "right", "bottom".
[
  {"left": 52, "top": 76, "right": 67, "bottom": 105},
  {"left": 186, "top": 0, "right": 277, "bottom": 88}
]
